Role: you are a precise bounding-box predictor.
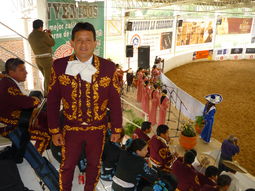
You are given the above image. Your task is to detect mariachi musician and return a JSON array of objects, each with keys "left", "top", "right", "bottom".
[
  {"left": 47, "top": 22, "right": 122, "bottom": 191},
  {"left": 0, "top": 58, "right": 51, "bottom": 154}
]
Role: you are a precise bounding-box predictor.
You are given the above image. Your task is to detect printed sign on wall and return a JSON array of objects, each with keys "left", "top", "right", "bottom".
[{"left": 47, "top": 0, "right": 104, "bottom": 58}]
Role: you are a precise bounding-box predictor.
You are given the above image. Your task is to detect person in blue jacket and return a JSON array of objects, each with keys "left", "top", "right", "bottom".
[{"left": 201, "top": 94, "right": 223, "bottom": 143}]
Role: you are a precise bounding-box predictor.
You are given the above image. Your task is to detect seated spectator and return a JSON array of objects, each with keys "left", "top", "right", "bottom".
[
  {"left": 198, "top": 165, "right": 219, "bottom": 187},
  {"left": 200, "top": 174, "right": 232, "bottom": 191},
  {"left": 100, "top": 130, "right": 125, "bottom": 181},
  {"left": 220, "top": 160, "right": 244, "bottom": 191},
  {"left": 112, "top": 139, "right": 158, "bottom": 191},
  {"left": 148, "top": 124, "right": 174, "bottom": 173},
  {"left": 219, "top": 135, "right": 240, "bottom": 172},
  {"left": 132, "top": 121, "right": 152, "bottom": 142},
  {"left": 172, "top": 149, "right": 200, "bottom": 191}
]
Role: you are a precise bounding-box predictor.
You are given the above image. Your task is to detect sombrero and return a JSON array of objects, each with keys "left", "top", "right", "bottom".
[
  {"left": 197, "top": 153, "right": 216, "bottom": 168},
  {"left": 222, "top": 160, "right": 247, "bottom": 173},
  {"left": 205, "top": 94, "right": 223, "bottom": 104}
]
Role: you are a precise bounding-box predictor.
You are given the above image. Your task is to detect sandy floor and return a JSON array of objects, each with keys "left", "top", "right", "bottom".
[{"left": 166, "top": 59, "right": 255, "bottom": 176}]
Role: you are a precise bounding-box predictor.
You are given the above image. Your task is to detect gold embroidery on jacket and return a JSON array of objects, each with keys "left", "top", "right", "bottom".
[
  {"left": 86, "top": 83, "right": 92, "bottom": 121},
  {"left": 100, "top": 99, "right": 108, "bottom": 111},
  {"left": 150, "top": 157, "right": 162, "bottom": 166},
  {"left": 0, "top": 117, "right": 18, "bottom": 125},
  {"left": 61, "top": 98, "right": 70, "bottom": 110},
  {"left": 64, "top": 124, "right": 105, "bottom": 131},
  {"left": 64, "top": 79, "right": 78, "bottom": 121},
  {"left": 78, "top": 79, "right": 82, "bottom": 121},
  {"left": 11, "top": 110, "right": 21, "bottom": 119},
  {"left": 33, "top": 97, "right": 40, "bottom": 106},
  {"left": 114, "top": 128, "right": 122, "bottom": 133},
  {"left": 99, "top": 77, "right": 111, "bottom": 88},
  {"left": 49, "top": 128, "right": 60, "bottom": 134},
  {"left": 112, "top": 71, "right": 121, "bottom": 94},
  {"left": 29, "top": 130, "right": 51, "bottom": 154},
  {"left": 48, "top": 67, "right": 56, "bottom": 92},
  {"left": 159, "top": 148, "right": 168, "bottom": 159},
  {"left": 7, "top": 87, "right": 23, "bottom": 96},
  {"left": 58, "top": 75, "right": 71, "bottom": 86},
  {"left": 92, "top": 56, "right": 105, "bottom": 121}
]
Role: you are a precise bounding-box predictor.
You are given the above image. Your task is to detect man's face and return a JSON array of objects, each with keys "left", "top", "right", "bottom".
[
  {"left": 161, "top": 130, "right": 170, "bottom": 143},
  {"left": 9, "top": 64, "right": 27, "bottom": 82},
  {"left": 136, "top": 145, "right": 148, "bottom": 158},
  {"left": 70, "top": 30, "right": 97, "bottom": 62}
]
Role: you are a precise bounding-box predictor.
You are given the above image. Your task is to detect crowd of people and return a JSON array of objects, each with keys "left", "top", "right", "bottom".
[{"left": 0, "top": 20, "right": 254, "bottom": 191}]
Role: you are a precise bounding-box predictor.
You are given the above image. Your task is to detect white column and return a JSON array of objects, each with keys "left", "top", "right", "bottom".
[{"left": 22, "top": 17, "right": 34, "bottom": 91}]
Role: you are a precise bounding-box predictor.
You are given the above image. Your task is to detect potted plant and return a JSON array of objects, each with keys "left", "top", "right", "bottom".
[
  {"left": 179, "top": 122, "right": 197, "bottom": 150},
  {"left": 194, "top": 115, "right": 204, "bottom": 134},
  {"left": 124, "top": 117, "right": 144, "bottom": 137}
]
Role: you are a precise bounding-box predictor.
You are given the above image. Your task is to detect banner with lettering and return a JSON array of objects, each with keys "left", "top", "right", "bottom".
[
  {"left": 47, "top": 0, "right": 104, "bottom": 58},
  {"left": 217, "top": 17, "right": 252, "bottom": 35},
  {"left": 127, "top": 19, "right": 173, "bottom": 52}
]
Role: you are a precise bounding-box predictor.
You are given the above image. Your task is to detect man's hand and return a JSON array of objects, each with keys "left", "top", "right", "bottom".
[
  {"left": 52, "top": 133, "right": 64, "bottom": 146},
  {"left": 111, "top": 133, "right": 121, "bottom": 142}
]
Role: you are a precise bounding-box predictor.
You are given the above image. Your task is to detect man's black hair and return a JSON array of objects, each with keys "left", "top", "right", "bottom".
[
  {"left": 33, "top": 19, "right": 43, "bottom": 29},
  {"left": 156, "top": 124, "right": 169, "bottom": 136},
  {"left": 5, "top": 58, "right": 24, "bottom": 74},
  {"left": 127, "top": 138, "right": 146, "bottom": 153},
  {"left": 217, "top": 174, "right": 232, "bottom": 187},
  {"left": 71, "top": 22, "right": 96, "bottom": 41},
  {"left": 184, "top": 150, "right": 196, "bottom": 164},
  {"left": 205, "top": 166, "right": 220, "bottom": 178},
  {"left": 141, "top": 121, "right": 151, "bottom": 132}
]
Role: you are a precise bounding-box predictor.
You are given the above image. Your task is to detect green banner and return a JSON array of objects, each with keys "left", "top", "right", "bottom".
[{"left": 47, "top": 0, "right": 104, "bottom": 58}]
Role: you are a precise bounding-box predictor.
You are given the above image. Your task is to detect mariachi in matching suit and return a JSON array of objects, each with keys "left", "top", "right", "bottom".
[
  {"left": 0, "top": 77, "right": 51, "bottom": 154},
  {"left": 47, "top": 54, "right": 122, "bottom": 191},
  {"left": 148, "top": 135, "right": 173, "bottom": 173},
  {"left": 172, "top": 157, "right": 200, "bottom": 191},
  {"left": 132, "top": 128, "right": 150, "bottom": 142}
]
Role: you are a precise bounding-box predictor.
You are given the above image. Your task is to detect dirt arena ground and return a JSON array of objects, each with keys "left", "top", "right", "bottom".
[{"left": 166, "top": 59, "right": 255, "bottom": 176}]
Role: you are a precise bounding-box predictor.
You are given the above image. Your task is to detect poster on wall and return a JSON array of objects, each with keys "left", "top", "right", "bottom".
[
  {"left": 230, "top": 48, "right": 243, "bottom": 54},
  {"left": 246, "top": 48, "right": 255, "bottom": 54},
  {"left": 47, "top": 0, "right": 104, "bottom": 58},
  {"left": 160, "top": 32, "right": 172, "bottom": 50},
  {"left": 217, "top": 49, "right": 228, "bottom": 55},
  {"left": 193, "top": 50, "right": 213, "bottom": 60},
  {"left": 217, "top": 17, "right": 252, "bottom": 35},
  {"left": 176, "top": 20, "right": 214, "bottom": 46}
]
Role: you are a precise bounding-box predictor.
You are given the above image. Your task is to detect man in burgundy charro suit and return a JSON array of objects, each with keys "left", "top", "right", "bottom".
[
  {"left": 148, "top": 124, "right": 174, "bottom": 173},
  {"left": 47, "top": 22, "right": 122, "bottom": 191},
  {"left": 0, "top": 58, "right": 51, "bottom": 154}
]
